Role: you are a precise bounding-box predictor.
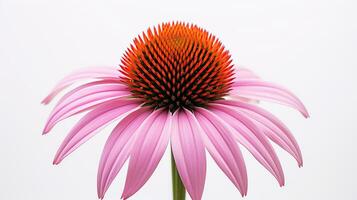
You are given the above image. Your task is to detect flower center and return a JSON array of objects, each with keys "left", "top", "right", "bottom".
[{"left": 120, "top": 22, "right": 235, "bottom": 112}]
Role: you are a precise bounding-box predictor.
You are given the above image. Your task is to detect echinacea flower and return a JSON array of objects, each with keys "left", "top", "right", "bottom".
[{"left": 42, "top": 22, "right": 309, "bottom": 200}]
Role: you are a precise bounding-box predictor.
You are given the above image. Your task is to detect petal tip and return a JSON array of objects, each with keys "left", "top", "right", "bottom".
[
  {"left": 42, "top": 128, "right": 49, "bottom": 135},
  {"left": 240, "top": 190, "right": 247, "bottom": 197},
  {"left": 97, "top": 189, "right": 104, "bottom": 199},
  {"left": 41, "top": 98, "right": 50, "bottom": 105},
  {"left": 52, "top": 154, "right": 63, "bottom": 165},
  {"left": 42, "top": 122, "right": 53, "bottom": 134},
  {"left": 120, "top": 194, "right": 127, "bottom": 200},
  {"left": 299, "top": 105, "right": 309, "bottom": 118},
  {"left": 279, "top": 180, "right": 285, "bottom": 187},
  {"left": 297, "top": 156, "right": 304, "bottom": 167}
]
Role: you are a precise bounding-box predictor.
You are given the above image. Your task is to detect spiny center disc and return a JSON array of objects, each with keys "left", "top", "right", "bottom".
[{"left": 120, "top": 22, "right": 235, "bottom": 112}]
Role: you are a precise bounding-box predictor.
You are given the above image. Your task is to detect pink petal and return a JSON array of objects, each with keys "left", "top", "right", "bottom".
[
  {"left": 217, "top": 99, "right": 303, "bottom": 166},
  {"left": 43, "top": 80, "right": 130, "bottom": 134},
  {"left": 122, "top": 109, "right": 171, "bottom": 199},
  {"left": 235, "top": 67, "right": 260, "bottom": 80},
  {"left": 194, "top": 108, "right": 248, "bottom": 196},
  {"left": 231, "top": 67, "right": 260, "bottom": 103},
  {"left": 97, "top": 106, "right": 152, "bottom": 199},
  {"left": 42, "top": 67, "right": 121, "bottom": 104},
  {"left": 53, "top": 98, "right": 140, "bottom": 164},
  {"left": 209, "top": 104, "right": 285, "bottom": 186},
  {"left": 230, "top": 95, "right": 259, "bottom": 104},
  {"left": 171, "top": 109, "right": 206, "bottom": 200},
  {"left": 231, "top": 80, "right": 309, "bottom": 117}
]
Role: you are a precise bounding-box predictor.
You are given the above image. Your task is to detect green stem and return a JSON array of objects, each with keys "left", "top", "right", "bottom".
[{"left": 171, "top": 150, "right": 186, "bottom": 200}]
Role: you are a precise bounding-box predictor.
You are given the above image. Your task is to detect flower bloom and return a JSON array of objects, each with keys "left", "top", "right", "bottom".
[{"left": 42, "top": 22, "right": 309, "bottom": 200}]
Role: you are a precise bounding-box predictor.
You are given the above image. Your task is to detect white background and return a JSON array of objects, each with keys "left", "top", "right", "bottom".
[{"left": 1, "top": 0, "right": 356, "bottom": 199}]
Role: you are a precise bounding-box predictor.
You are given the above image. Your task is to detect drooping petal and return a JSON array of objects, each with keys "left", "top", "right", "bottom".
[
  {"left": 121, "top": 109, "right": 171, "bottom": 199},
  {"left": 231, "top": 67, "right": 260, "bottom": 103},
  {"left": 209, "top": 104, "right": 285, "bottom": 186},
  {"left": 171, "top": 109, "right": 206, "bottom": 200},
  {"left": 230, "top": 96, "right": 259, "bottom": 104},
  {"left": 216, "top": 99, "right": 303, "bottom": 166},
  {"left": 43, "top": 80, "right": 130, "bottom": 134},
  {"left": 231, "top": 80, "right": 309, "bottom": 117},
  {"left": 42, "top": 67, "right": 121, "bottom": 104},
  {"left": 194, "top": 108, "right": 248, "bottom": 196},
  {"left": 53, "top": 98, "right": 140, "bottom": 164},
  {"left": 97, "top": 106, "right": 152, "bottom": 199}
]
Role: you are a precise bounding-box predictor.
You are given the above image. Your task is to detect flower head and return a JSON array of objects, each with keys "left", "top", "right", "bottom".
[
  {"left": 120, "top": 22, "right": 234, "bottom": 112},
  {"left": 42, "top": 22, "right": 308, "bottom": 200}
]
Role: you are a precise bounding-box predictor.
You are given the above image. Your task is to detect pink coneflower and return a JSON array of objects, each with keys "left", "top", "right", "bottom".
[{"left": 42, "top": 22, "right": 308, "bottom": 200}]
